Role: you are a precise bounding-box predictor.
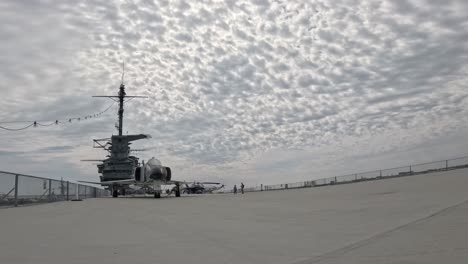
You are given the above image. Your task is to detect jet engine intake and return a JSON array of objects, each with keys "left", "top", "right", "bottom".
[{"left": 165, "top": 167, "right": 171, "bottom": 181}]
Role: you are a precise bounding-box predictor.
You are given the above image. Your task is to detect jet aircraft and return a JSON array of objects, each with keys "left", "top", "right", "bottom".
[{"left": 179, "top": 182, "right": 224, "bottom": 194}]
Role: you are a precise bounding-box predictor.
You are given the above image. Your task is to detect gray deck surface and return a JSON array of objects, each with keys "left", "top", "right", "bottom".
[{"left": 1, "top": 168, "right": 468, "bottom": 264}]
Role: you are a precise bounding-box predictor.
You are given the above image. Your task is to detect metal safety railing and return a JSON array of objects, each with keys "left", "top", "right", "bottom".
[
  {"left": 0, "top": 171, "right": 109, "bottom": 207},
  {"left": 241, "top": 156, "right": 468, "bottom": 193}
]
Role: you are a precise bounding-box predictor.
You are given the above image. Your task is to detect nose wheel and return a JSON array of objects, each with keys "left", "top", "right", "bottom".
[
  {"left": 153, "top": 182, "right": 162, "bottom": 199},
  {"left": 112, "top": 185, "right": 119, "bottom": 198}
]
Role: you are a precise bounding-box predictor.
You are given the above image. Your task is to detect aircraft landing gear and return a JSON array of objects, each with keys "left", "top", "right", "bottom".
[
  {"left": 112, "top": 190, "right": 118, "bottom": 198},
  {"left": 175, "top": 183, "right": 181, "bottom": 197},
  {"left": 153, "top": 181, "right": 162, "bottom": 199}
]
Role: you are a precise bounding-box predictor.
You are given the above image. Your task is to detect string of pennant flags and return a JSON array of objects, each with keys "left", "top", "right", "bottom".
[{"left": 0, "top": 102, "right": 115, "bottom": 131}]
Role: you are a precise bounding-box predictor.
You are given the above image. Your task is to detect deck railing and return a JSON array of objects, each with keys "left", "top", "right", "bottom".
[
  {"left": 0, "top": 171, "right": 109, "bottom": 207},
  {"left": 240, "top": 156, "right": 468, "bottom": 193}
]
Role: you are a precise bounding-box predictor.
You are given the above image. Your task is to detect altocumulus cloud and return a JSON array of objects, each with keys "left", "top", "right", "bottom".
[{"left": 0, "top": 0, "right": 468, "bottom": 186}]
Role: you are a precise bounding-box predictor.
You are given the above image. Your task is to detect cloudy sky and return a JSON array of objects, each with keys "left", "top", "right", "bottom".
[{"left": 1, "top": 0, "right": 467, "bottom": 188}]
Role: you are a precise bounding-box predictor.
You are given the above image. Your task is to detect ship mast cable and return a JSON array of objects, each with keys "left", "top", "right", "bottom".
[
  {"left": 0, "top": 123, "right": 35, "bottom": 131},
  {"left": 36, "top": 121, "right": 57, "bottom": 127},
  {"left": 0, "top": 101, "right": 115, "bottom": 131},
  {"left": 0, "top": 101, "right": 115, "bottom": 124}
]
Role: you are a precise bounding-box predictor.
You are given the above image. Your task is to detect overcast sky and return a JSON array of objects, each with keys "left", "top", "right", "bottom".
[{"left": 1, "top": 0, "right": 467, "bottom": 188}]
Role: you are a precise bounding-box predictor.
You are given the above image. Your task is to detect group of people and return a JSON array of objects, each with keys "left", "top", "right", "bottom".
[{"left": 233, "top": 182, "right": 245, "bottom": 194}]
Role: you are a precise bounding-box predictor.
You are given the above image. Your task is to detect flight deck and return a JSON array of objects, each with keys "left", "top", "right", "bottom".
[{"left": 1, "top": 168, "right": 468, "bottom": 264}]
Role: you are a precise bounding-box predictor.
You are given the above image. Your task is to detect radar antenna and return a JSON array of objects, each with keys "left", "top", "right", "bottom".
[
  {"left": 121, "top": 62, "right": 125, "bottom": 85},
  {"left": 93, "top": 63, "right": 147, "bottom": 136}
]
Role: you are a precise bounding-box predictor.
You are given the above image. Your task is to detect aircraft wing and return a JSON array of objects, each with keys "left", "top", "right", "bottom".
[
  {"left": 78, "top": 179, "right": 136, "bottom": 186},
  {"left": 198, "top": 182, "right": 221, "bottom": 185},
  {"left": 165, "top": 180, "right": 221, "bottom": 185},
  {"left": 165, "top": 180, "right": 187, "bottom": 185},
  {"left": 78, "top": 179, "right": 220, "bottom": 186}
]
